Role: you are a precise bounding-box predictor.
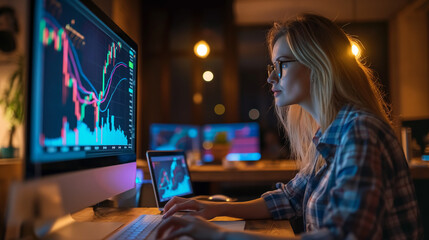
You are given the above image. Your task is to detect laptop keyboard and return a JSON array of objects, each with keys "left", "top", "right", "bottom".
[{"left": 108, "top": 214, "right": 163, "bottom": 240}]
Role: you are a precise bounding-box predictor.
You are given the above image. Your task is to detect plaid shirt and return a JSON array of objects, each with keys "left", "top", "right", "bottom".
[{"left": 262, "top": 105, "right": 423, "bottom": 239}]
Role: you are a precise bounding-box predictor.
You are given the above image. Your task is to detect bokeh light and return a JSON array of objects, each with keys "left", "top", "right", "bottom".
[
  {"left": 203, "top": 71, "right": 214, "bottom": 82},
  {"left": 214, "top": 104, "right": 225, "bottom": 115},
  {"left": 194, "top": 40, "right": 210, "bottom": 58},
  {"left": 193, "top": 93, "right": 203, "bottom": 104},
  {"left": 248, "top": 109, "right": 260, "bottom": 120}
]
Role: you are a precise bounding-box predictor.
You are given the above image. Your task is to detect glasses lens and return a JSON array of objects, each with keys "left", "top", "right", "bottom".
[{"left": 275, "top": 61, "right": 281, "bottom": 78}]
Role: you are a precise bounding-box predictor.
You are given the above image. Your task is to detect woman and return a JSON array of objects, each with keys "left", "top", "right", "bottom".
[{"left": 156, "top": 14, "right": 423, "bottom": 240}]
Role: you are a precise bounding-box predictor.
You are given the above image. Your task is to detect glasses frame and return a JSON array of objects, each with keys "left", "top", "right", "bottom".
[{"left": 267, "top": 60, "right": 298, "bottom": 79}]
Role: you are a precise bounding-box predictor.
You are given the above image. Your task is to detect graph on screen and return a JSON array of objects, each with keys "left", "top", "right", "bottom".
[
  {"left": 34, "top": 0, "right": 136, "bottom": 157},
  {"left": 151, "top": 155, "right": 193, "bottom": 202}
]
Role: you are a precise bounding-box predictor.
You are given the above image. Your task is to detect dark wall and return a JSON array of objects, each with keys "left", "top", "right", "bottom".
[{"left": 139, "top": 0, "right": 239, "bottom": 154}]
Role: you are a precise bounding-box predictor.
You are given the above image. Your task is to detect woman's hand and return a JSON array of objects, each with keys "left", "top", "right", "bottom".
[
  {"left": 162, "top": 196, "right": 224, "bottom": 220},
  {"left": 156, "top": 215, "right": 227, "bottom": 240}
]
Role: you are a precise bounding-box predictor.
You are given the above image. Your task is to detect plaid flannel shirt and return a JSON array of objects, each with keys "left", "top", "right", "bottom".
[{"left": 262, "top": 105, "right": 423, "bottom": 239}]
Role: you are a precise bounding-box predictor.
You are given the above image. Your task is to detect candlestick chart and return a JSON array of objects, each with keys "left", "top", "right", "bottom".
[{"left": 37, "top": 2, "right": 136, "bottom": 153}]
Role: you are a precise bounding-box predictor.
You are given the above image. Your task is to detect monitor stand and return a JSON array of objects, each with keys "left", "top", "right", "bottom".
[
  {"left": 32, "top": 214, "right": 122, "bottom": 240},
  {"left": 5, "top": 181, "right": 123, "bottom": 240}
]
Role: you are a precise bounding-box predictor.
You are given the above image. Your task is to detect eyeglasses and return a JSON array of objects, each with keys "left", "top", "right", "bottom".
[{"left": 267, "top": 60, "right": 298, "bottom": 79}]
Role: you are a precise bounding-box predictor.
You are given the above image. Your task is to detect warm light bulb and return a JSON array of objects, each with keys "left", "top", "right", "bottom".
[
  {"left": 351, "top": 44, "right": 360, "bottom": 56},
  {"left": 194, "top": 40, "right": 210, "bottom": 58},
  {"left": 203, "top": 71, "right": 214, "bottom": 82}
]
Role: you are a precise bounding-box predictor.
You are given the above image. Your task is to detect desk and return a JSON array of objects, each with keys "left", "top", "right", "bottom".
[
  {"left": 138, "top": 159, "right": 299, "bottom": 183},
  {"left": 138, "top": 159, "right": 299, "bottom": 196},
  {"left": 0, "top": 159, "right": 22, "bottom": 223},
  {"left": 138, "top": 158, "right": 429, "bottom": 182},
  {"left": 189, "top": 161, "right": 299, "bottom": 182},
  {"left": 138, "top": 159, "right": 429, "bottom": 197},
  {"left": 71, "top": 207, "right": 295, "bottom": 239}
]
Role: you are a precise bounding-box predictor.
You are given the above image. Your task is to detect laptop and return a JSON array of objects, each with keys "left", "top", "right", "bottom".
[
  {"left": 146, "top": 150, "right": 194, "bottom": 210},
  {"left": 109, "top": 151, "right": 243, "bottom": 239}
]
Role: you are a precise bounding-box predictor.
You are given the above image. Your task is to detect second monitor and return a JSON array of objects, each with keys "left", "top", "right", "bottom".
[
  {"left": 149, "top": 122, "right": 261, "bottom": 163},
  {"left": 202, "top": 122, "right": 261, "bottom": 163},
  {"left": 149, "top": 124, "right": 200, "bottom": 153}
]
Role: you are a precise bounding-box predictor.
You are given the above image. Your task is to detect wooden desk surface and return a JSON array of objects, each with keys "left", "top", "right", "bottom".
[
  {"left": 71, "top": 207, "right": 295, "bottom": 238},
  {"left": 138, "top": 159, "right": 299, "bottom": 182},
  {"left": 189, "top": 161, "right": 299, "bottom": 182},
  {"left": 138, "top": 158, "right": 429, "bottom": 182}
]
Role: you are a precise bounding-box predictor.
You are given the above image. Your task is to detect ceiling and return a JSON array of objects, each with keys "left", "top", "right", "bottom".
[{"left": 234, "top": 0, "right": 414, "bottom": 25}]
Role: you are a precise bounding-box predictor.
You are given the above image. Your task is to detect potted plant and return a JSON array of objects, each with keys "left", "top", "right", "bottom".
[{"left": 0, "top": 55, "right": 24, "bottom": 158}]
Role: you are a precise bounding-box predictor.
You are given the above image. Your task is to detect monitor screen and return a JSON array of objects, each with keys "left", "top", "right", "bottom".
[
  {"left": 202, "top": 122, "right": 261, "bottom": 162},
  {"left": 149, "top": 124, "right": 200, "bottom": 153},
  {"left": 6, "top": 1, "right": 137, "bottom": 238},
  {"left": 149, "top": 153, "right": 193, "bottom": 202},
  {"left": 26, "top": 0, "right": 137, "bottom": 177}
]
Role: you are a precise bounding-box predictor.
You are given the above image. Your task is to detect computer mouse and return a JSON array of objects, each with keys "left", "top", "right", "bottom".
[{"left": 208, "top": 194, "right": 233, "bottom": 202}]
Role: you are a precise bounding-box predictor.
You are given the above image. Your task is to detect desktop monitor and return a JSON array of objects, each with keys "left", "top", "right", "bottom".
[
  {"left": 202, "top": 122, "right": 261, "bottom": 162},
  {"left": 149, "top": 123, "right": 200, "bottom": 152},
  {"left": 6, "top": 0, "right": 137, "bottom": 238}
]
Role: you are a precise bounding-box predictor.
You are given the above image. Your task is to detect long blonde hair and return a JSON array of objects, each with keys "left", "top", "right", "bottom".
[{"left": 267, "top": 14, "right": 390, "bottom": 173}]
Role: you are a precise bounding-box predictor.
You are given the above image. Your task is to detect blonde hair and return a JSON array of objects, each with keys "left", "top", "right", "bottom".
[{"left": 267, "top": 14, "right": 390, "bottom": 173}]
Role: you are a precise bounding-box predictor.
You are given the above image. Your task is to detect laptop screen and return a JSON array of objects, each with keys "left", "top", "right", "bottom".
[{"left": 147, "top": 151, "right": 193, "bottom": 204}]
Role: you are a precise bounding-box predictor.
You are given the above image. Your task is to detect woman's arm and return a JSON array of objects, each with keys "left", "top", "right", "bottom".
[
  {"left": 218, "top": 198, "right": 272, "bottom": 219},
  {"left": 156, "top": 215, "right": 300, "bottom": 240},
  {"left": 162, "top": 197, "right": 271, "bottom": 220},
  {"left": 223, "top": 230, "right": 300, "bottom": 240},
  {"left": 163, "top": 170, "right": 309, "bottom": 221}
]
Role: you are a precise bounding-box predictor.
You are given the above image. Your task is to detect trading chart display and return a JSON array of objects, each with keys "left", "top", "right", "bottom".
[
  {"left": 151, "top": 155, "right": 193, "bottom": 202},
  {"left": 29, "top": 0, "right": 136, "bottom": 163},
  {"left": 149, "top": 124, "right": 200, "bottom": 152},
  {"left": 202, "top": 122, "right": 261, "bottom": 162}
]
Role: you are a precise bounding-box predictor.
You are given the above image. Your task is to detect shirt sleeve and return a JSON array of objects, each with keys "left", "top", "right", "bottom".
[
  {"left": 303, "top": 117, "right": 386, "bottom": 239},
  {"left": 261, "top": 172, "right": 308, "bottom": 220}
]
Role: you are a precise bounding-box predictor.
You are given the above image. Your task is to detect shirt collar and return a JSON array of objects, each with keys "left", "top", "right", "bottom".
[{"left": 313, "top": 104, "right": 355, "bottom": 163}]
